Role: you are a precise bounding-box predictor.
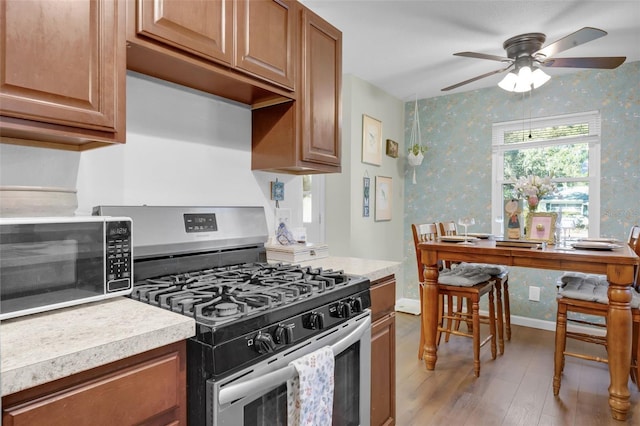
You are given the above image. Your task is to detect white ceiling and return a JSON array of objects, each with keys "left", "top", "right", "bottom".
[{"left": 300, "top": 0, "right": 640, "bottom": 101}]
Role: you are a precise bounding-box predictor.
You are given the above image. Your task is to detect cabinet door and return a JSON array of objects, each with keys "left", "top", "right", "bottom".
[
  {"left": 371, "top": 313, "right": 396, "bottom": 426},
  {"left": 370, "top": 275, "right": 397, "bottom": 323},
  {"left": 137, "top": 0, "right": 233, "bottom": 65},
  {"left": 0, "top": 0, "right": 124, "bottom": 138},
  {"left": 299, "top": 7, "right": 342, "bottom": 167},
  {"left": 236, "top": 0, "right": 295, "bottom": 90},
  {"left": 2, "top": 342, "right": 186, "bottom": 425}
]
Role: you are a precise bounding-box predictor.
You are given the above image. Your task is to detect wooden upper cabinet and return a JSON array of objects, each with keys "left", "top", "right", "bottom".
[
  {"left": 0, "top": 0, "right": 126, "bottom": 149},
  {"left": 251, "top": 5, "right": 341, "bottom": 174},
  {"left": 137, "top": 0, "right": 233, "bottom": 66},
  {"left": 131, "top": 0, "right": 295, "bottom": 93},
  {"left": 236, "top": 0, "right": 296, "bottom": 91},
  {"left": 299, "top": 6, "right": 341, "bottom": 167}
]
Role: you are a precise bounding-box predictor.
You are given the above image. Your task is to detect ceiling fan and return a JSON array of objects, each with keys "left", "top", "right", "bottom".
[{"left": 442, "top": 27, "right": 626, "bottom": 92}]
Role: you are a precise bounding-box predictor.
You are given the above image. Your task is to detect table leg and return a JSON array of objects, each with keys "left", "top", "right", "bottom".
[
  {"left": 422, "top": 257, "right": 440, "bottom": 370},
  {"left": 606, "top": 270, "right": 633, "bottom": 421}
]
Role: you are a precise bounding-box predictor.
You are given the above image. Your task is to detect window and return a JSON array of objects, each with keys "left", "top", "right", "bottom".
[
  {"left": 302, "top": 175, "right": 312, "bottom": 223},
  {"left": 302, "top": 175, "right": 325, "bottom": 243},
  {"left": 492, "top": 111, "right": 601, "bottom": 239}
]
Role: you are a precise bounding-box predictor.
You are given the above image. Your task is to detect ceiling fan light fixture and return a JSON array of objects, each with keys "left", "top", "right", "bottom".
[
  {"left": 498, "top": 71, "right": 518, "bottom": 91},
  {"left": 531, "top": 68, "right": 551, "bottom": 88},
  {"left": 513, "top": 66, "right": 533, "bottom": 92},
  {"left": 498, "top": 64, "right": 550, "bottom": 92}
]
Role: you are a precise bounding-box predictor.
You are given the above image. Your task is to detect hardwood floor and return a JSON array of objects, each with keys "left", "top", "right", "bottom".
[{"left": 395, "top": 312, "right": 640, "bottom": 426}]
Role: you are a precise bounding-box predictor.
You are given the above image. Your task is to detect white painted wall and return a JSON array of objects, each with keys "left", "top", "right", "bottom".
[
  {"left": 0, "top": 72, "right": 304, "bottom": 236},
  {"left": 1, "top": 71, "right": 406, "bottom": 299},
  {"left": 326, "top": 74, "right": 405, "bottom": 289}
]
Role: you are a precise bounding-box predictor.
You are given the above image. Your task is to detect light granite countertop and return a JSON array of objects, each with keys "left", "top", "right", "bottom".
[
  {"left": 0, "top": 297, "right": 195, "bottom": 396},
  {"left": 295, "top": 256, "right": 401, "bottom": 282}
]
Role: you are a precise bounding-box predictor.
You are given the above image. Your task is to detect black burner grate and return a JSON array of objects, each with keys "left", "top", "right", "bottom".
[{"left": 131, "top": 263, "right": 352, "bottom": 325}]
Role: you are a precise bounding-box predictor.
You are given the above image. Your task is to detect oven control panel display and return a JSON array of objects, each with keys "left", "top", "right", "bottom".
[{"left": 184, "top": 213, "right": 218, "bottom": 233}]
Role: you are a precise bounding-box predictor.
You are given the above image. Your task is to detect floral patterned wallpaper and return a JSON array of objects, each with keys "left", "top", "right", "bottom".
[{"left": 402, "top": 61, "right": 640, "bottom": 322}]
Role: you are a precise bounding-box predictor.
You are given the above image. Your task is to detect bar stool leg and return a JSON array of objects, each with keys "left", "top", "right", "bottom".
[
  {"left": 418, "top": 283, "right": 425, "bottom": 360},
  {"left": 472, "top": 297, "right": 481, "bottom": 377},
  {"left": 503, "top": 277, "right": 511, "bottom": 341},
  {"left": 494, "top": 280, "right": 505, "bottom": 355},
  {"left": 445, "top": 295, "right": 455, "bottom": 342},
  {"left": 488, "top": 287, "right": 497, "bottom": 360},
  {"left": 553, "top": 301, "right": 568, "bottom": 395}
]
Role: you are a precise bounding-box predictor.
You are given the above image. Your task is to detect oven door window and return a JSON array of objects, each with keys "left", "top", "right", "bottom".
[
  {"left": 243, "top": 343, "right": 361, "bottom": 426},
  {"left": 0, "top": 221, "right": 105, "bottom": 317}
]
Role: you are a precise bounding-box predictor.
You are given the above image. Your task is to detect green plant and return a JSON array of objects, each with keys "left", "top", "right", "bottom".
[{"left": 408, "top": 143, "right": 428, "bottom": 156}]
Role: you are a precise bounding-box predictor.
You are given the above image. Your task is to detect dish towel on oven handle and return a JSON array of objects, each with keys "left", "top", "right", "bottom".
[{"left": 287, "top": 345, "right": 335, "bottom": 426}]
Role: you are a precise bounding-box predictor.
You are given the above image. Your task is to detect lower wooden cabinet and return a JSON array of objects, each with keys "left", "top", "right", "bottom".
[
  {"left": 372, "top": 309, "right": 396, "bottom": 426},
  {"left": 2, "top": 341, "right": 187, "bottom": 426},
  {"left": 370, "top": 275, "right": 396, "bottom": 426}
]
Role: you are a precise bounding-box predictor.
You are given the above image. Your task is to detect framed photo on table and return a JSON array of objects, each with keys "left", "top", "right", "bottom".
[
  {"left": 526, "top": 212, "right": 558, "bottom": 243},
  {"left": 362, "top": 114, "right": 382, "bottom": 165}
]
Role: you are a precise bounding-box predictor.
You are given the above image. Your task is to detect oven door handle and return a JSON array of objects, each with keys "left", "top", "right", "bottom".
[{"left": 218, "top": 316, "right": 371, "bottom": 406}]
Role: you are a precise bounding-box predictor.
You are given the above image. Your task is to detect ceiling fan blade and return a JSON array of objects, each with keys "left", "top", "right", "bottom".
[
  {"left": 535, "top": 27, "right": 607, "bottom": 59},
  {"left": 454, "top": 51, "right": 510, "bottom": 62},
  {"left": 442, "top": 65, "right": 513, "bottom": 91},
  {"left": 541, "top": 56, "right": 626, "bottom": 69}
]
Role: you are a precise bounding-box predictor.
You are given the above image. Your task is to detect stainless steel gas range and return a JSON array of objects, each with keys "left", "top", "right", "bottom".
[{"left": 93, "top": 206, "right": 371, "bottom": 426}]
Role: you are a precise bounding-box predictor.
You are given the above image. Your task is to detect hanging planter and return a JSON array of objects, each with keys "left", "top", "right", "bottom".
[
  {"left": 407, "top": 145, "right": 426, "bottom": 165},
  {"left": 407, "top": 98, "right": 427, "bottom": 184}
]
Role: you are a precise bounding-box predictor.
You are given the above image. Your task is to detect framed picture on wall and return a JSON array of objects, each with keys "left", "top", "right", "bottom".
[
  {"left": 270, "top": 180, "right": 284, "bottom": 201},
  {"left": 386, "top": 139, "right": 399, "bottom": 158},
  {"left": 363, "top": 177, "right": 370, "bottom": 217},
  {"left": 375, "top": 176, "right": 392, "bottom": 221},
  {"left": 362, "top": 114, "right": 382, "bottom": 165}
]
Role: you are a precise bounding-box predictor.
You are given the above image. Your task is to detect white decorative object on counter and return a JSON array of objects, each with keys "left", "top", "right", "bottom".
[
  {"left": 266, "top": 242, "right": 329, "bottom": 263},
  {"left": 0, "top": 186, "right": 77, "bottom": 217}
]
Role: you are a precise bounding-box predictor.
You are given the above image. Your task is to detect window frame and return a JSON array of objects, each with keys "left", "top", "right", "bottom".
[{"left": 491, "top": 110, "right": 601, "bottom": 237}]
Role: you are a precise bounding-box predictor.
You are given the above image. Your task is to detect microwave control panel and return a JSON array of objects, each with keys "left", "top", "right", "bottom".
[{"left": 106, "top": 220, "right": 132, "bottom": 292}]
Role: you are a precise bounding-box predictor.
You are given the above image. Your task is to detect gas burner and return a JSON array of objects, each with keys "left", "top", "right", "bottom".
[{"left": 216, "top": 303, "right": 238, "bottom": 316}]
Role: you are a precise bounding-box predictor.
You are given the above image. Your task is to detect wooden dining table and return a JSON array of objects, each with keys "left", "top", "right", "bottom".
[{"left": 417, "top": 238, "right": 640, "bottom": 421}]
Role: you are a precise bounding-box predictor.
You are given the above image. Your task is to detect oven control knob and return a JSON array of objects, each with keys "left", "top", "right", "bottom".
[
  {"left": 307, "top": 312, "right": 325, "bottom": 330},
  {"left": 349, "top": 297, "right": 363, "bottom": 313},
  {"left": 253, "top": 331, "right": 276, "bottom": 354},
  {"left": 335, "top": 301, "right": 352, "bottom": 318},
  {"left": 274, "top": 324, "right": 295, "bottom": 344}
]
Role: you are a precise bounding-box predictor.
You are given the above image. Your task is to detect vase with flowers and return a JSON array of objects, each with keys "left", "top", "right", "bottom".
[{"left": 514, "top": 174, "right": 557, "bottom": 212}]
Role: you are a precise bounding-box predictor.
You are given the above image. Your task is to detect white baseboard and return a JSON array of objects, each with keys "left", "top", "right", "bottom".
[
  {"left": 395, "top": 298, "right": 421, "bottom": 315},
  {"left": 393, "top": 297, "right": 605, "bottom": 336}
]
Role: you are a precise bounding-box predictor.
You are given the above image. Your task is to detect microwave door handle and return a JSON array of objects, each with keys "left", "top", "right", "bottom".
[{"left": 218, "top": 316, "right": 371, "bottom": 406}]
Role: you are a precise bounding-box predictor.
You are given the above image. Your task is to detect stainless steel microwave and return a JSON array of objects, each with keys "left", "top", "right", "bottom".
[{"left": 0, "top": 216, "right": 133, "bottom": 320}]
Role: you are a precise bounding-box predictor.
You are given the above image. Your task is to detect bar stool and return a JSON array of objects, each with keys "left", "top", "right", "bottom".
[
  {"left": 438, "top": 221, "right": 511, "bottom": 354},
  {"left": 553, "top": 225, "right": 640, "bottom": 395},
  {"left": 412, "top": 223, "right": 498, "bottom": 377}
]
